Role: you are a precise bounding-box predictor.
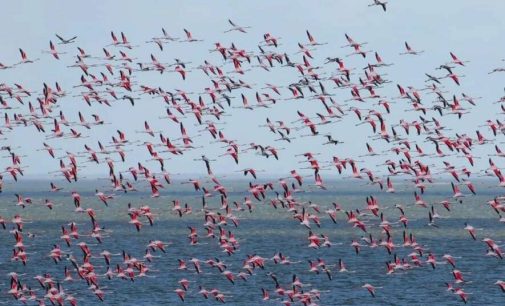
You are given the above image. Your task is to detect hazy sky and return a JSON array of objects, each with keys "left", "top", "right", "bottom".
[{"left": 1, "top": 1, "right": 505, "bottom": 179}]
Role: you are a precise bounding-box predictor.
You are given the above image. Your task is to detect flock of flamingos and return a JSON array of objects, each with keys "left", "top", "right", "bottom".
[{"left": 1, "top": 4, "right": 505, "bottom": 305}]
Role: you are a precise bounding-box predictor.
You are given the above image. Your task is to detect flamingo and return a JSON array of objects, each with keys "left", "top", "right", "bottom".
[
  {"left": 43, "top": 41, "right": 66, "bottom": 60},
  {"left": 224, "top": 19, "right": 251, "bottom": 33},
  {"left": 368, "top": 0, "right": 387, "bottom": 11},
  {"left": 400, "top": 42, "right": 424, "bottom": 55},
  {"left": 17, "top": 48, "right": 39, "bottom": 64},
  {"left": 55, "top": 34, "right": 77, "bottom": 44},
  {"left": 362, "top": 283, "right": 379, "bottom": 297}
]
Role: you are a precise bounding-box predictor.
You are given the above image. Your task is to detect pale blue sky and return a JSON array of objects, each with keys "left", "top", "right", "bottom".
[{"left": 1, "top": 1, "right": 505, "bottom": 178}]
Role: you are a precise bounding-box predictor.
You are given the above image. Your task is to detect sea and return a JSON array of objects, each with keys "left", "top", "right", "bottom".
[{"left": 0, "top": 179, "right": 504, "bottom": 305}]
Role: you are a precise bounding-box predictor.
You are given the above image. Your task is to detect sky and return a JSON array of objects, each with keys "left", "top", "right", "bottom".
[{"left": 1, "top": 0, "right": 505, "bottom": 179}]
